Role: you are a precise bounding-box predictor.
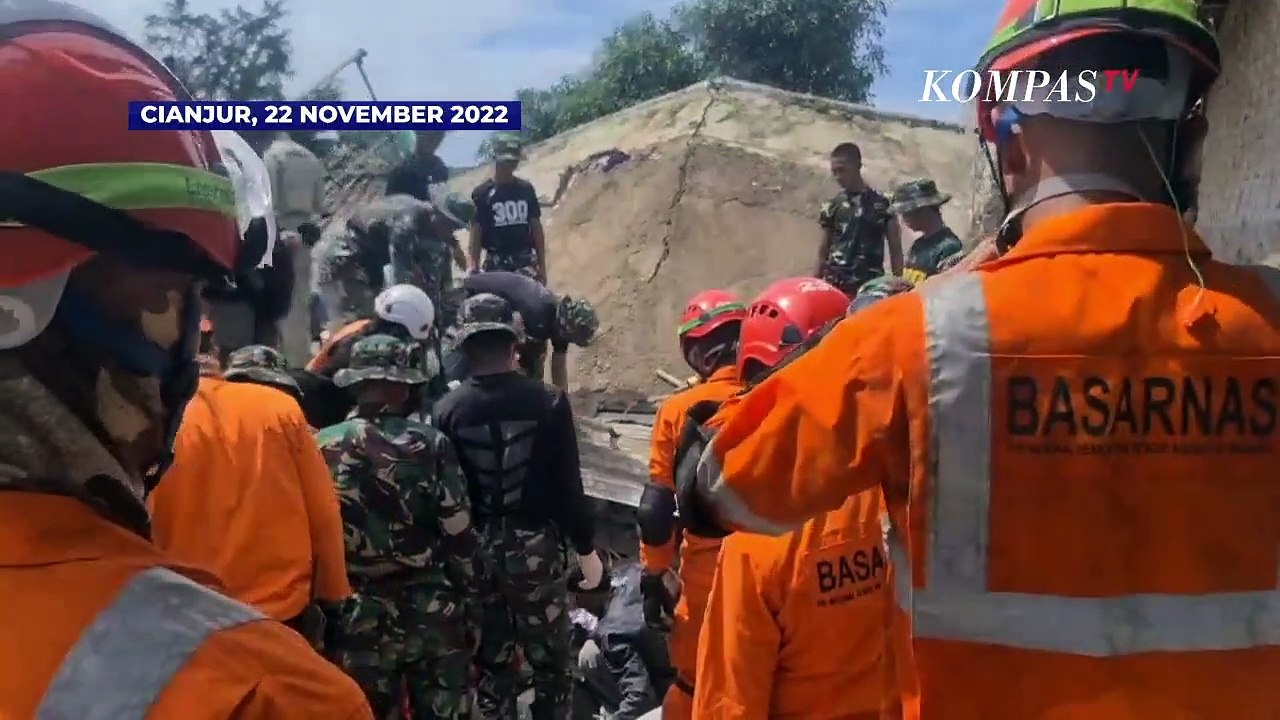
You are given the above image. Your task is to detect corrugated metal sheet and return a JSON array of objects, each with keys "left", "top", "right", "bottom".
[{"left": 577, "top": 412, "right": 652, "bottom": 509}]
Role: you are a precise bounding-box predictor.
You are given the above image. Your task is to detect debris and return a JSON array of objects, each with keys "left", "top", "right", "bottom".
[{"left": 656, "top": 369, "right": 688, "bottom": 388}]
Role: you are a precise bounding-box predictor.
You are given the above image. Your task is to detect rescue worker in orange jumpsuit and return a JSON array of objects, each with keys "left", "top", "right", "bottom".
[
  {"left": 0, "top": 4, "right": 371, "bottom": 717},
  {"left": 149, "top": 349, "right": 352, "bottom": 645},
  {"left": 693, "top": 277, "right": 917, "bottom": 720},
  {"left": 676, "top": 4, "right": 1280, "bottom": 718},
  {"left": 637, "top": 289, "right": 746, "bottom": 720}
]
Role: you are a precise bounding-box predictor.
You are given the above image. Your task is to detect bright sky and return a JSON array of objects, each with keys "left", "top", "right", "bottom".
[{"left": 96, "top": 0, "right": 1005, "bottom": 165}]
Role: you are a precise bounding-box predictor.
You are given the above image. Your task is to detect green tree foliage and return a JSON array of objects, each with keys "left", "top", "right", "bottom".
[
  {"left": 304, "top": 79, "right": 344, "bottom": 103},
  {"left": 477, "top": 0, "right": 886, "bottom": 160},
  {"left": 145, "top": 0, "right": 293, "bottom": 101},
  {"left": 679, "top": 0, "right": 886, "bottom": 103}
]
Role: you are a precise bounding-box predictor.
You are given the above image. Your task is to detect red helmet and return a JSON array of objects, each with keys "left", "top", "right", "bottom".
[
  {"left": 678, "top": 289, "right": 746, "bottom": 340},
  {"left": 0, "top": 1, "right": 241, "bottom": 289},
  {"left": 737, "top": 277, "right": 849, "bottom": 378}
]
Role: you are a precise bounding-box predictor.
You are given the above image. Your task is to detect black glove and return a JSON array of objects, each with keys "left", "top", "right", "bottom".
[{"left": 640, "top": 571, "right": 678, "bottom": 632}]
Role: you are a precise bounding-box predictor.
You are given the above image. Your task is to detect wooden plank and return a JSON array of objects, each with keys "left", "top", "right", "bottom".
[{"left": 582, "top": 469, "right": 644, "bottom": 508}]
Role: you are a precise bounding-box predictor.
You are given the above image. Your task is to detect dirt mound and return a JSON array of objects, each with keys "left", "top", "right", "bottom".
[
  {"left": 547, "top": 139, "right": 833, "bottom": 391},
  {"left": 449, "top": 78, "right": 979, "bottom": 394}
]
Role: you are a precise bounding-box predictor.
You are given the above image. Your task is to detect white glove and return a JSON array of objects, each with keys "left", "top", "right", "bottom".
[
  {"left": 578, "top": 638, "right": 602, "bottom": 670},
  {"left": 577, "top": 550, "right": 603, "bottom": 590}
]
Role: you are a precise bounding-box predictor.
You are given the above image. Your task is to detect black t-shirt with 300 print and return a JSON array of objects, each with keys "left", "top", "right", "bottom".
[{"left": 471, "top": 177, "right": 541, "bottom": 254}]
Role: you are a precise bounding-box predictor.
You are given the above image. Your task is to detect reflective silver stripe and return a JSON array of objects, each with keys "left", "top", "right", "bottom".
[
  {"left": 894, "top": 270, "right": 1280, "bottom": 656},
  {"left": 37, "top": 567, "right": 266, "bottom": 720},
  {"left": 696, "top": 441, "right": 795, "bottom": 536}
]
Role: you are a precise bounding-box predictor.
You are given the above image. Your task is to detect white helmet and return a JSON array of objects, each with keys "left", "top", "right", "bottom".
[{"left": 375, "top": 284, "right": 435, "bottom": 340}]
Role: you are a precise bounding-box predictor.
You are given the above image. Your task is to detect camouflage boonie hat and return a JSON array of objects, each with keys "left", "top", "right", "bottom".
[
  {"left": 428, "top": 184, "right": 476, "bottom": 229},
  {"left": 455, "top": 293, "right": 521, "bottom": 344},
  {"left": 223, "top": 345, "right": 298, "bottom": 390},
  {"left": 889, "top": 178, "right": 951, "bottom": 214},
  {"left": 333, "top": 334, "right": 429, "bottom": 388},
  {"left": 847, "top": 275, "right": 914, "bottom": 315},
  {"left": 492, "top": 133, "right": 522, "bottom": 162},
  {"left": 556, "top": 295, "right": 599, "bottom": 347}
]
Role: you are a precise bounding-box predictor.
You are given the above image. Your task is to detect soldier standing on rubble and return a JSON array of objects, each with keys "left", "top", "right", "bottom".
[
  {"left": 318, "top": 334, "right": 478, "bottom": 719},
  {"left": 816, "top": 142, "right": 904, "bottom": 296},
  {"left": 315, "top": 194, "right": 460, "bottom": 335},
  {"left": 386, "top": 130, "right": 451, "bottom": 199},
  {"left": 890, "top": 178, "right": 964, "bottom": 286},
  {"left": 432, "top": 294, "right": 604, "bottom": 720},
  {"left": 392, "top": 185, "right": 471, "bottom": 321},
  {"left": 469, "top": 134, "right": 548, "bottom": 282}
]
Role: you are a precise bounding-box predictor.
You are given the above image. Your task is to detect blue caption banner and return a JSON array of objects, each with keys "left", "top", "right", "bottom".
[{"left": 128, "top": 101, "right": 522, "bottom": 131}]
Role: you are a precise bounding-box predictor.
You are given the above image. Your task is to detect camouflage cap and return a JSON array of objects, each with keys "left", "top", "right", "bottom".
[
  {"left": 223, "top": 345, "right": 299, "bottom": 390},
  {"left": 333, "top": 334, "right": 429, "bottom": 388},
  {"left": 847, "top": 275, "right": 914, "bottom": 315},
  {"left": 556, "top": 295, "right": 599, "bottom": 347},
  {"left": 889, "top": 178, "right": 951, "bottom": 214},
  {"left": 428, "top": 183, "right": 476, "bottom": 229},
  {"left": 455, "top": 293, "right": 521, "bottom": 345},
  {"left": 492, "top": 133, "right": 523, "bottom": 162}
]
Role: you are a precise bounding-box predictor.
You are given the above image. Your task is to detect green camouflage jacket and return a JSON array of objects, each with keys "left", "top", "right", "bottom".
[
  {"left": 315, "top": 412, "right": 477, "bottom": 592},
  {"left": 818, "top": 188, "right": 893, "bottom": 283}
]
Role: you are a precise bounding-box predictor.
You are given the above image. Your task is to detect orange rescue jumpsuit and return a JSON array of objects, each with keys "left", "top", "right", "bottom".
[
  {"left": 694, "top": 485, "right": 908, "bottom": 720},
  {"left": 641, "top": 365, "right": 742, "bottom": 719},
  {"left": 0, "top": 493, "right": 371, "bottom": 719},
  {"left": 695, "top": 204, "right": 1280, "bottom": 717},
  {"left": 306, "top": 318, "right": 371, "bottom": 375},
  {"left": 149, "top": 377, "right": 351, "bottom": 620}
]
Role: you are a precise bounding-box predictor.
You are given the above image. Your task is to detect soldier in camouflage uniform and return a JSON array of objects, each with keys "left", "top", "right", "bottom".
[
  {"left": 407, "top": 185, "right": 472, "bottom": 326},
  {"left": 222, "top": 344, "right": 302, "bottom": 402},
  {"left": 433, "top": 295, "right": 603, "bottom": 720},
  {"left": 313, "top": 194, "right": 434, "bottom": 335},
  {"left": 890, "top": 178, "right": 966, "bottom": 286},
  {"left": 317, "top": 334, "right": 479, "bottom": 719},
  {"left": 816, "top": 142, "right": 904, "bottom": 297}
]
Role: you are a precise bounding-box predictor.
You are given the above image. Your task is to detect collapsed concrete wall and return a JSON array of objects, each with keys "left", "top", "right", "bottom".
[{"left": 450, "top": 78, "right": 978, "bottom": 393}]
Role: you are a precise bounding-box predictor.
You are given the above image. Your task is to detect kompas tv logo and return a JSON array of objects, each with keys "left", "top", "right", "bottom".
[{"left": 920, "top": 69, "right": 1142, "bottom": 104}]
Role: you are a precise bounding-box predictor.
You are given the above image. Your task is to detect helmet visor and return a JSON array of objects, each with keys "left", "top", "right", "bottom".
[{"left": 212, "top": 130, "right": 276, "bottom": 268}]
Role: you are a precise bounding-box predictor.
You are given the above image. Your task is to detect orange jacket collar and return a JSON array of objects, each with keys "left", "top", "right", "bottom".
[{"left": 998, "top": 203, "right": 1210, "bottom": 262}]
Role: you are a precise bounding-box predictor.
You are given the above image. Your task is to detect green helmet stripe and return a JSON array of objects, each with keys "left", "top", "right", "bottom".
[
  {"left": 678, "top": 302, "right": 746, "bottom": 335},
  {"left": 6, "top": 162, "right": 238, "bottom": 224},
  {"left": 983, "top": 0, "right": 1210, "bottom": 62}
]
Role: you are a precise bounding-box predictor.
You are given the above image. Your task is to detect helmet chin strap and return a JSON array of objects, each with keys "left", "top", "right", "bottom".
[{"left": 996, "top": 173, "right": 1146, "bottom": 253}]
